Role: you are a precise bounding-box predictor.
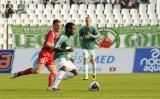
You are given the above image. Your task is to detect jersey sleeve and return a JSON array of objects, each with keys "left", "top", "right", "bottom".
[
  {"left": 92, "top": 27, "right": 99, "bottom": 39},
  {"left": 79, "top": 28, "right": 83, "bottom": 37},
  {"left": 45, "top": 31, "right": 55, "bottom": 44},
  {"left": 54, "top": 35, "right": 65, "bottom": 48}
]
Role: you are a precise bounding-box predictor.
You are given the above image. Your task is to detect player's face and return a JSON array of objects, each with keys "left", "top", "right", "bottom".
[
  {"left": 85, "top": 18, "right": 91, "bottom": 27},
  {"left": 53, "top": 22, "right": 61, "bottom": 32},
  {"left": 70, "top": 25, "right": 76, "bottom": 36}
]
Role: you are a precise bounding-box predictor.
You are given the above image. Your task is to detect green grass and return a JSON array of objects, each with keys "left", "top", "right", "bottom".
[{"left": 0, "top": 74, "right": 160, "bottom": 99}]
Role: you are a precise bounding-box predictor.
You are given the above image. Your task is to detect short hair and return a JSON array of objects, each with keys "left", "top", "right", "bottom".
[
  {"left": 65, "top": 22, "right": 75, "bottom": 31},
  {"left": 85, "top": 16, "right": 91, "bottom": 21},
  {"left": 53, "top": 19, "right": 61, "bottom": 25}
]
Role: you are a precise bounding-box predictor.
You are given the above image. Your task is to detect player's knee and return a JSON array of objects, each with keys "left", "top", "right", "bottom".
[
  {"left": 70, "top": 69, "right": 78, "bottom": 76},
  {"left": 32, "top": 70, "right": 40, "bottom": 74},
  {"left": 60, "top": 66, "right": 67, "bottom": 72}
]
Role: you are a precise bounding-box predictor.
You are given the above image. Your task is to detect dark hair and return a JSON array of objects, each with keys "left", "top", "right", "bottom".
[
  {"left": 53, "top": 19, "right": 61, "bottom": 25},
  {"left": 65, "top": 22, "right": 75, "bottom": 31}
]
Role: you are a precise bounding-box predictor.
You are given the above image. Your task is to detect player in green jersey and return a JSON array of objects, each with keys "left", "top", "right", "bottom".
[
  {"left": 52, "top": 22, "right": 78, "bottom": 91},
  {"left": 79, "top": 16, "right": 99, "bottom": 80}
]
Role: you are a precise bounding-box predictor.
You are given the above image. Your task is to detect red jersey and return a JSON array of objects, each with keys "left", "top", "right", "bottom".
[{"left": 37, "top": 29, "right": 60, "bottom": 65}]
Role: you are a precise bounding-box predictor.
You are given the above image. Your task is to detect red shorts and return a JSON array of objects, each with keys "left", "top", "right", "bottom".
[{"left": 37, "top": 50, "right": 55, "bottom": 66}]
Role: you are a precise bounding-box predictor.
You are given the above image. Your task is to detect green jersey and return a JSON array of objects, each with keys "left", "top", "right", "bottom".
[
  {"left": 54, "top": 34, "right": 72, "bottom": 60},
  {"left": 79, "top": 26, "right": 98, "bottom": 50}
]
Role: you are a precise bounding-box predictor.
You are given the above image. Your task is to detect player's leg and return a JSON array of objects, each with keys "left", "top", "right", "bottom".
[
  {"left": 53, "top": 66, "right": 66, "bottom": 90},
  {"left": 62, "top": 61, "right": 78, "bottom": 80},
  {"left": 90, "top": 50, "right": 97, "bottom": 80},
  {"left": 53, "top": 58, "right": 67, "bottom": 90},
  {"left": 83, "top": 49, "right": 89, "bottom": 80},
  {"left": 10, "top": 67, "right": 33, "bottom": 79},
  {"left": 11, "top": 63, "right": 45, "bottom": 79},
  {"left": 47, "top": 64, "right": 57, "bottom": 89}
]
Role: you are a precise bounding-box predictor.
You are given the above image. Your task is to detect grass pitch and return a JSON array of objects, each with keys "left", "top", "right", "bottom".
[{"left": 0, "top": 74, "right": 160, "bottom": 99}]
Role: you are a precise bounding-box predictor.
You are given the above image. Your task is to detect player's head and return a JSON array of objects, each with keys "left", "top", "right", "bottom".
[
  {"left": 85, "top": 16, "right": 92, "bottom": 27},
  {"left": 53, "top": 19, "right": 61, "bottom": 32},
  {"left": 65, "top": 22, "right": 75, "bottom": 36}
]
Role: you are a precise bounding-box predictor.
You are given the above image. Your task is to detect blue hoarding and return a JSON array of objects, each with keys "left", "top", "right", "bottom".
[
  {"left": 0, "top": 50, "right": 14, "bottom": 73},
  {"left": 133, "top": 48, "right": 160, "bottom": 73}
]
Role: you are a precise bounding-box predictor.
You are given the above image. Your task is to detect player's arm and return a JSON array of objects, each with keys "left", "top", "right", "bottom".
[
  {"left": 44, "top": 32, "right": 55, "bottom": 48},
  {"left": 89, "top": 28, "right": 100, "bottom": 40},
  {"left": 53, "top": 35, "right": 73, "bottom": 52},
  {"left": 79, "top": 28, "right": 84, "bottom": 40}
]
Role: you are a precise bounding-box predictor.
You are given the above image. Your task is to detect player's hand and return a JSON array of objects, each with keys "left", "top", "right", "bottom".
[{"left": 66, "top": 47, "right": 74, "bottom": 52}]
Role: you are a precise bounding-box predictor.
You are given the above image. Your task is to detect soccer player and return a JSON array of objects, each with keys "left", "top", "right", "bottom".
[
  {"left": 11, "top": 19, "right": 62, "bottom": 90},
  {"left": 79, "top": 16, "right": 99, "bottom": 80},
  {"left": 52, "top": 22, "right": 78, "bottom": 91}
]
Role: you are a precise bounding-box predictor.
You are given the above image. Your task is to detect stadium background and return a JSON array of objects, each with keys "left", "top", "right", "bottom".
[{"left": 0, "top": 0, "right": 160, "bottom": 99}]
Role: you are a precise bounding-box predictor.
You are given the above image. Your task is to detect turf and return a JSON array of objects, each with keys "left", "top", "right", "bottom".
[{"left": 0, "top": 74, "right": 160, "bottom": 99}]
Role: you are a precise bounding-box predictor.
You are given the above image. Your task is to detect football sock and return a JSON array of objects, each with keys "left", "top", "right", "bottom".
[
  {"left": 17, "top": 68, "right": 32, "bottom": 77},
  {"left": 93, "top": 63, "right": 96, "bottom": 76},
  {"left": 84, "top": 64, "right": 88, "bottom": 77},
  {"left": 48, "top": 72, "right": 57, "bottom": 87},
  {"left": 53, "top": 70, "right": 66, "bottom": 88}
]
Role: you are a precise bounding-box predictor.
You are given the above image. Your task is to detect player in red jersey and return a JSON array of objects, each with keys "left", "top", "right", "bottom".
[{"left": 11, "top": 19, "right": 62, "bottom": 90}]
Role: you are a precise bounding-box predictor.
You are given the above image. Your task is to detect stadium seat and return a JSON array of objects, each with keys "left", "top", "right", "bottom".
[
  {"left": 130, "top": 9, "right": 138, "bottom": 15},
  {"left": 71, "top": 4, "right": 79, "bottom": 10},
  {"left": 31, "top": 19, "right": 40, "bottom": 26},
  {"left": 40, "top": 19, "right": 49, "bottom": 25},
  {"left": 74, "top": 18, "right": 83, "bottom": 25},
  {"left": 105, "top": 4, "right": 112, "bottom": 11},
  {"left": 46, "top": 14, "right": 54, "bottom": 19},
  {"left": 97, "top": 4, "right": 104, "bottom": 11},
  {"left": 70, "top": 10, "right": 78, "bottom": 15},
  {"left": 123, "top": 19, "right": 133, "bottom": 26},
  {"left": 11, "top": 14, "right": 20, "bottom": 19},
  {"left": 27, "top": 9, "right": 35, "bottom": 15},
  {"left": 38, "top": 14, "right": 46, "bottom": 19},
  {"left": 78, "top": 10, "right": 87, "bottom": 16},
  {"left": 7, "top": 18, "right": 16, "bottom": 25},
  {"left": 35, "top": 9, "right": 43, "bottom": 15},
  {"left": 61, "top": 9, "right": 69, "bottom": 15},
  {"left": 37, "top": 4, "right": 45, "bottom": 10},
  {"left": 149, "top": 0, "right": 157, "bottom": 4},
  {"left": 88, "top": 4, "right": 96, "bottom": 10},
  {"left": 113, "top": 9, "right": 121, "bottom": 15},
  {"left": 141, "top": 19, "right": 150, "bottom": 26},
  {"left": 97, "top": 14, "right": 105, "bottom": 20},
  {"left": 29, "top": 4, "right": 36, "bottom": 9},
  {"left": 95, "top": 9, "right": 103, "bottom": 15},
  {"left": 114, "top": 14, "right": 123, "bottom": 20},
  {"left": 115, "top": 18, "right": 124, "bottom": 27},
  {"left": 52, "top": 10, "right": 60, "bottom": 15},
  {"left": 15, "top": 19, "right": 23, "bottom": 25},
  {"left": 79, "top": 4, "right": 87, "bottom": 10},
  {"left": 23, "top": 19, "right": 32, "bottom": 25},
  {"left": 21, "top": 14, "right": 29, "bottom": 19},
  {"left": 43, "top": 9, "right": 52, "bottom": 15},
  {"left": 54, "top": 4, "right": 62, "bottom": 10},
  {"left": 62, "top": 4, "right": 70, "bottom": 10},
  {"left": 29, "top": 14, "right": 37, "bottom": 20},
  {"left": 106, "top": 13, "right": 114, "bottom": 19},
  {"left": 133, "top": 18, "right": 141, "bottom": 26},
  {"left": 46, "top": 3, "right": 53, "bottom": 9},
  {"left": 113, "top": 4, "right": 121, "bottom": 9},
  {"left": 150, "top": 18, "right": 158, "bottom": 25}
]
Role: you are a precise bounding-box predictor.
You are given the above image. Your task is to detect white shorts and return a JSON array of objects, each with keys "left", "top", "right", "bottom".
[
  {"left": 55, "top": 58, "right": 77, "bottom": 72},
  {"left": 82, "top": 49, "right": 96, "bottom": 59}
]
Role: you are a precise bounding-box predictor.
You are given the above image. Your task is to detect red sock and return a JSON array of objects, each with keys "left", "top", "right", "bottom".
[
  {"left": 48, "top": 72, "right": 57, "bottom": 87},
  {"left": 17, "top": 68, "right": 32, "bottom": 77}
]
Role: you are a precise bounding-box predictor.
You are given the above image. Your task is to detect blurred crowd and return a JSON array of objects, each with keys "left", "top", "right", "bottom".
[{"left": 0, "top": 0, "right": 150, "bottom": 18}]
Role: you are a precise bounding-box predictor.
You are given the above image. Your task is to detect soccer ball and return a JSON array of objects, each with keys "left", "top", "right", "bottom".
[{"left": 88, "top": 81, "right": 100, "bottom": 91}]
